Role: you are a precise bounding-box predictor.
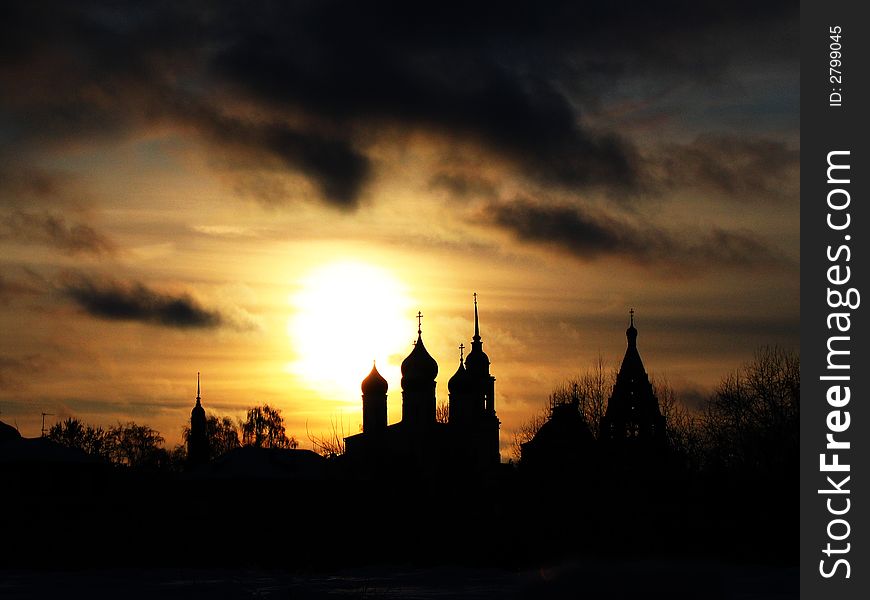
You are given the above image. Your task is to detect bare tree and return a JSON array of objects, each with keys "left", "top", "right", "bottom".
[
  {"left": 105, "top": 422, "right": 167, "bottom": 469},
  {"left": 651, "top": 375, "right": 703, "bottom": 467},
  {"left": 47, "top": 417, "right": 170, "bottom": 469},
  {"left": 702, "top": 346, "right": 799, "bottom": 473},
  {"left": 435, "top": 400, "right": 450, "bottom": 424},
  {"left": 307, "top": 415, "right": 347, "bottom": 457},
  {"left": 47, "top": 417, "right": 109, "bottom": 459},
  {"left": 241, "top": 405, "right": 298, "bottom": 449},
  {"left": 547, "top": 355, "right": 614, "bottom": 439}
]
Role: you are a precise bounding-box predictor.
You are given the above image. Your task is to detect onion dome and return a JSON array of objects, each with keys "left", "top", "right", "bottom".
[
  {"left": 618, "top": 308, "right": 645, "bottom": 379},
  {"left": 464, "top": 346, "right": 490, "bottom": 373},
  {"left": 401, "top": 332, "right": 439, "bottom": 383},
  {"left": 626, "top": 307, "right": 638, "bottom": 346},
  {"left": 448, "top": 361, "right": 470, "bottom": 395},
  {"left": 361, "top": 362, "right": 388, "bottom": 395}
]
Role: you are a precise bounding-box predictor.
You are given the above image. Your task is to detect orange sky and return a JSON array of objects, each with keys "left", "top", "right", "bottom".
[{"left": 0, "top": 2, "right": 799, "bottom": 455}]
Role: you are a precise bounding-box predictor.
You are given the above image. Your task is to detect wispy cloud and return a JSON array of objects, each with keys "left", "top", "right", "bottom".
[
  {"left": 1, "top": 210, "right": 116, "bottom": 256},
  {"left": 0, "top": 353, "right": 52, "bottom": 390},
  {"left": 487, "top": 199, "right": 783, "bottom": 270},
  {"left": 650, "top": 134, "right": 799, "bottom": 203}
]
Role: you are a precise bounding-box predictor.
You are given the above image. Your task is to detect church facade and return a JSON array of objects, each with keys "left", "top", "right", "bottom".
[{"left": 344, "top": 294, "right": 501, "bottom": 475}]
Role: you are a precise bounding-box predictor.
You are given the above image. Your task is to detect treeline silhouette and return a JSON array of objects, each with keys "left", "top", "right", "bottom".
[
  {"left": 514, "top": 346, "right": 798, "bottom": 479},
  {"left": 44, "top": 404, "right": 299, "bottom": 470},
  {"left": 1, "top": 347, "right": 798, "bottom": 570}
]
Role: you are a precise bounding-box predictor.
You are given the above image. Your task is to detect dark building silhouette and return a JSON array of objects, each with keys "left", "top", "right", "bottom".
[
  {"left": 187, "top": 372, "right": 210, "bottom": 466},
  {"left": 520, "top": 399, "right": 595, "bottom": 472},
  {"left": 599, "top": 310, "right": 666, "bottom": 449},
  {"left": 520, "top": 310, "right": 666, "bottom": 470},
  {"left": 447, "top": 294, "right": 501, "bottom": 468},
  {"left": 401, "top": 312, "right": 439, "bottom": 429},
  {"left": 344, "top": 295, "right": 500, "bottom": 475}
]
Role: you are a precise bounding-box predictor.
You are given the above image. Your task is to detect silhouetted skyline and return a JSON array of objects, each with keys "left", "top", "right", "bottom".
[{"left": 0, "top": 1, "right": 798, "bottom": 454}]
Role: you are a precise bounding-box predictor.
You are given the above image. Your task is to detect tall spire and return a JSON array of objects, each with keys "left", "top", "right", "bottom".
[
  {"left": 473, "top": 292, "right": 480, "bottom": 343},
  {"left": 465, "top": 292, "right": 489, "bottom": 374},
  {"left": 189, "top": 371, "right": 208, "bottom": 465}
]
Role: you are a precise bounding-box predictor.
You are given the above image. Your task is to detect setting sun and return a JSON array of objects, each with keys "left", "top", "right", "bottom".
[{"left": 287, "top": 261, "right": 414, "bottom": 406}]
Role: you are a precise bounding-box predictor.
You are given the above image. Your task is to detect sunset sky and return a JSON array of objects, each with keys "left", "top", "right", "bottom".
[{"left": 0, "top": 1, "right": 799, "bottom": 454}]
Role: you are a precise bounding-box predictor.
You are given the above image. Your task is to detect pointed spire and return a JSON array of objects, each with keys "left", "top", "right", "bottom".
[
  {"left": 473, "top": 292, "right": 481, "bottom": 343},
  {"left": 630, "top": 307, "right": 635, "bottom": 328},
  {"left": 196, "top": 371, "right": 201, "bottom": 404}
]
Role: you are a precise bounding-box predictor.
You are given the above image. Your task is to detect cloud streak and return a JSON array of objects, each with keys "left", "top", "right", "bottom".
[
  {"left": 650, "top": 135, "right": 800, "bottom": 203},
  {"left": 62, "top": 275, "right": 222, "bottom": 329},
  {"left": 487, "top": 199, "right": 782, "bottom": 269},
  {"left": 0, "top": 354, "right": 51, "bottom": 391},
  {"left": 1, "top": 210, "right": 115, "bottom": 256}
]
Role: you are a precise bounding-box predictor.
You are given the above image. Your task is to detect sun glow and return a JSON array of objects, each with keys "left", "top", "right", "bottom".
[{"left": 287, "top": 261, "right": 414, "bottom": 408}]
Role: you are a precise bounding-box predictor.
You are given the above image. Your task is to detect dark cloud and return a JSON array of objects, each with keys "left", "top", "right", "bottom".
[
  {"left": 651, "top": 135, "right": 800, "bottom": 203},
  {"left": 0, "top": 1, "right": 798, "bottom": 208},
  {"left": 62, "top": 275, "right": 222, "bottom": 329},
  {"left": 215, "top": 34, "right": 639, "bottom": 193},
  {"left": 1, "top": 210, "right": 115, "bottom": 256},
  {"left": 185, "top": 107, "right": 372, "bottom": 207},
  {"left": 487, "top": 199, "right": 782, "bottom": 269}
]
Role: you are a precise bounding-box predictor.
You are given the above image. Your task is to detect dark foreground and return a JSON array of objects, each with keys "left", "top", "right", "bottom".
[
  {"left": 0, "top": 560, "right": 797, "bottom": 600},
  {"left": 1, "top": 449, "right": 797, "bottom": 598}
]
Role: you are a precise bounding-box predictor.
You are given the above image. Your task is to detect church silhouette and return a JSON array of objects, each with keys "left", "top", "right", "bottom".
[
  {"left": 183, "top": 303, "right": 668, "bottom": 478},
  {"left": 344, "top": 293, "right": 501, "bottom": 475},
  {"left": 520, "top": 309, "right": 667, "bottom": 470},
  {"left": 600, "top": 309, "right": 666, "bottom": 448}
]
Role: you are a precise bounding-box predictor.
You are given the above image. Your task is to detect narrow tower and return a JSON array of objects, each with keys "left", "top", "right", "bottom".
[
  {"left": 460, "top": 293, "right": 500, "bottom": 466},
  {"left": 188, "top": 372, "right": 210, "bottom": 465},
  {"left": 448, "top": 343, "right": 471, "bottom": 425},
  {"left": 361, "top": 361, "right": 388, "bottom": 434},
  {"left": 464, "top": 293, "right": 496, "bottom": 416}
]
